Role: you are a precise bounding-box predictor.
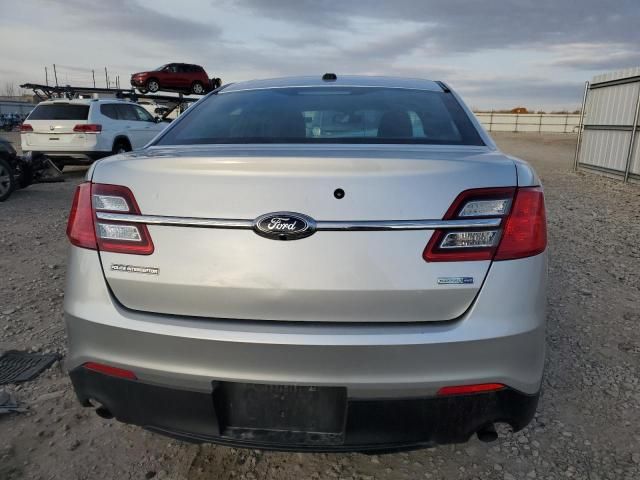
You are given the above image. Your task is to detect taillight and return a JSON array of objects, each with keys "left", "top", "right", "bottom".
[
  {"left": 73, "top": 124, "right": 102, "bottom": 133},
  {"left": 494, "top": 187, "right": 546, "bottom": 260},
  {"left": 92, "top": 184, "right": 154, "bottom": 255},
  {"left": 67, "top": 183, "right": 97, "bottom": 250},
  {"left": 20, "top": 123, "right": 33, "bottom": 132},
  {"left": 66, "top": 182, "right": 154, "bottom": 255},
  {"left": 423, "top": 186, "right": 546, "bottom": 262},
  {"left": 424, "top": 187, "right": 514, "bottom": 262}
]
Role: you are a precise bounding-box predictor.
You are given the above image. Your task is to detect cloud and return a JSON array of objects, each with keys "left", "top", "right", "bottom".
[
  {"left": 1, "top": 0, "right": 633, "bottom": 109},
  {"left": 452, "top": 76, "right": 584, "bottom": 110},
  {"left": 225, "top": 0, "right": 351, "bottom": 28},
  {"left": 464, "top": 79, "right": 583, "bottom": 102},
  {"left": 549, "top": 43, "right": 640, "bottom": 71},
  {"left": 233, "top": 0, "right": 640, "bottom": 54},
  {"left": 336, "top": 25, "right": 434, "bottom": 61},
  {"left": 33, "top": 0, "right": 220, "bottom": 44}
]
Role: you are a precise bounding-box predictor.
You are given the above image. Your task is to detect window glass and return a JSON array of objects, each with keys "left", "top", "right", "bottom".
[
  {"left": 116, "top": 104, "right": 138, "bottom": 121},
  {"left": 156, "top": 87, "right": 483, "bottom": 146},
  {"left": 28, "top": 104, "right": 89, "bottom": 120},
  {"left": 133, "top": 105, "right": 155, "bottom": 122},
  {"left": 100, "top": 104, "right": 119, "bottom": 119}
]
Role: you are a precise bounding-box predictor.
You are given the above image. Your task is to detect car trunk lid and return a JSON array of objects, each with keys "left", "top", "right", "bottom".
[
  {"left": 93, "top": 145, "right": 516, "bottom": 322},
  {"left": 23, "top": 102, "right": 90, "bottom": 147}
]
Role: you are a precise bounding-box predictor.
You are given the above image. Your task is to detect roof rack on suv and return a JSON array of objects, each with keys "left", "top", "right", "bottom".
[{"left": 20, "top": 83, "right": 205, "bottom": 120}]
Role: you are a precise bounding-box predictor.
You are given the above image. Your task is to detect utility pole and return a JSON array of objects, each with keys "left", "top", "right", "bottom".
[
  {"left": 45, "top": 66, "right": 49, "bottom": 86},
  {"left": 105, "top": 67, "right": 109, "bottom": 88},
  {"left": 92, "top": 70, "right": 96, "bottom": 88},
  {"left": 53, "top": 64, "right": 58, "bottom": 87}
]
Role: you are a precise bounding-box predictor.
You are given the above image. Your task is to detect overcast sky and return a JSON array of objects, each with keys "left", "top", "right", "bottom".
[{"left": 1, "top": 0, "right": 639, "bottom": 110}]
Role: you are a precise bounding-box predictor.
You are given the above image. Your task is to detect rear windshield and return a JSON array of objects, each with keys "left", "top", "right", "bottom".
[
  {"left": 155, "top": 87, "right": 484, "bottom": 146},
  {"left": 28, "top": 104, "right": 89, "bottom": 120}
]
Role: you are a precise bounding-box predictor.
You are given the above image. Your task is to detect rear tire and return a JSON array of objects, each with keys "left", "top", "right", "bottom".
[
  {"left": 146, "top": 79, "right": 160, "bottom": 93},
  {"left": 191, "top": 81, "right": 205, "bottom": 95},
  {"left": 0, "top": 158, "right": 16, "bottom": 202},
  {"left": 112, "top": 140, "right": 131, "bottom": 155},
  {"left": 17, "top": 162, "right": 33, "bottom": 189}
]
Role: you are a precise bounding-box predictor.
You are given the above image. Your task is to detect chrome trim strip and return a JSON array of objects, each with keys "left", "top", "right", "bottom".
[
  {"left": 95, "top": 212, "right": 502, "bottom": 230},
  {"left": 316, "top": 218, "right": 501, "bottom": 230},
  {"left": 96, "top": 212, "right": 253, "bottom": 229}
]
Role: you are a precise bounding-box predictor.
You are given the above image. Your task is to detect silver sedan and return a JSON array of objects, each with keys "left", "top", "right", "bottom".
[{"left": 64, "top": 74, "right": 547, "bottom": 452}]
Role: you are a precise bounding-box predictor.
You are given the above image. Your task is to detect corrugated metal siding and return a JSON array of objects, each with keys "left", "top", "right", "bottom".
[
  {"left": 580, "top": 130, "right": 630, "bottom": 171},
  {"left": 584, "top": 83, "right": 639, "bottom": 126},
  {"left": 592, "top": 67, "right": 640, "bottom": 84},
  {"left": 577, "top": 67, "right": 640, "bottom": 182},
  {"left": 0, "top": 101, "right": 35, "bottom": 116}
]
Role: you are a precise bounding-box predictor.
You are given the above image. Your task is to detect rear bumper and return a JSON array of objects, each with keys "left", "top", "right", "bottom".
[
  {"left": 23, "top": 151, "right": 111, "bottom": 162},
  {"left": 70, "top": 367, "right": 539, "bottom": 452},
  {"left": 64, "top": 247, "right": 546, "bottom": 448},
  {"left": 21, "top": 131, "right": 107, "bottom": 154}
]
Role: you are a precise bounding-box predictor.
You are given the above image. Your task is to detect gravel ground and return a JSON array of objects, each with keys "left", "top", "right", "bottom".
[{"left": 1, "top": 132, "right": 639, "bottom": 480}]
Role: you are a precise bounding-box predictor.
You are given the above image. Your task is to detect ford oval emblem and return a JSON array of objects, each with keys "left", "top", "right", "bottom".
[{"left": 253, "top": 212, "right": 317, "bottom": 240}]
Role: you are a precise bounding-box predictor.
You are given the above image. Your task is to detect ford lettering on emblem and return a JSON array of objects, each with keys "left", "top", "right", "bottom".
[{"left": 254, "top": 212, "right": 316, "bottom": 240}]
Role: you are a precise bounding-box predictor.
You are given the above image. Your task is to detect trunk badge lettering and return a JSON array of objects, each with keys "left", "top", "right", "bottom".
[
  {"left": 437, "top": 277, "right": 474, "bottom": 285},
  {"left": 254, "top": 212, "right": 317, "bottom": 240},
  {"left": 111, "top": 264, "right": 159, "bottom": 275}
]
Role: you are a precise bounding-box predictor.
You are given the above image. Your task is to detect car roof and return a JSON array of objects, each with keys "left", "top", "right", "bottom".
[
  {"left": 222, "top": 75, "right": 445, "bottom": 93},
  {"left": 37, "top": 98, "right": 133, "bottom": 105}
]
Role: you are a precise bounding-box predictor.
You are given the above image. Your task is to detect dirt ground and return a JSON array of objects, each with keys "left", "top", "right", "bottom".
[{"left": 1, "top": 132, "right": 639, "bottom": 480}]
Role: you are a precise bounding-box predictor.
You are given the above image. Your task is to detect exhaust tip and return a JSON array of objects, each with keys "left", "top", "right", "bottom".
[
  {"left": 88, "top": 399, "right": 114, "bottom": 419},
  {"left": 477, "top": 424, "right": 498, "bottom": 443},
  {"left": 95, "top": 406, "right": 113, "bottom": 419}
]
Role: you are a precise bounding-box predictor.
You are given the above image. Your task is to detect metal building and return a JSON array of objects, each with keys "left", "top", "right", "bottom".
[
  {"left": 0, "top": 98, "right": 36, "bottom": 116},
  {"left": 574, "top": 67, "right": 640, "bottom": 183}
]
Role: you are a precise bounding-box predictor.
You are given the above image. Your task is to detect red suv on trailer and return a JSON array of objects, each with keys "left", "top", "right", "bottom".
[{"left": 131, "top": 63, "right": 216, "bottom": 95}]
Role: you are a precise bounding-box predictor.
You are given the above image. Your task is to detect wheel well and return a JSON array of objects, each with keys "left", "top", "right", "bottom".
[
  {"left": 146, "top": 77, "right": 159, "bottom": 85},
  {"left": 113, "top": 136, "right": 131, "bottom": 150}
]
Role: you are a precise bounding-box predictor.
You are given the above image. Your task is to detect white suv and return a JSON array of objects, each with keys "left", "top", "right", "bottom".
[{"left": 21, "top": 99, "right": 166, "bottom": 164}]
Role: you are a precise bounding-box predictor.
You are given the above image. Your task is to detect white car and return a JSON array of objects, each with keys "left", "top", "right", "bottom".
[{"left": 20, "top": 99, "right": 166, "bottom": 164}]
